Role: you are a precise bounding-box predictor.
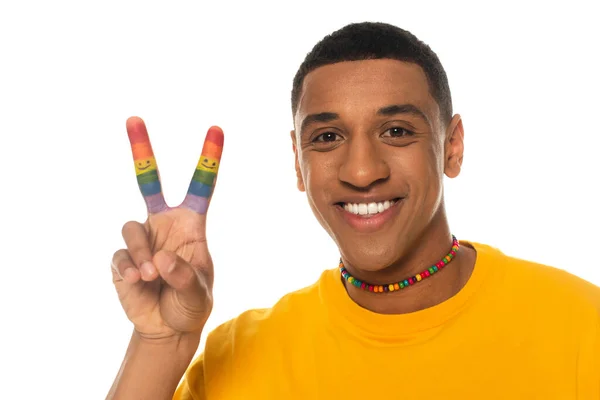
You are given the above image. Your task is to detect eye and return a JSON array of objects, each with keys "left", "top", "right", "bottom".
[
  {"left": 313, "top": 132, "right": 341, "bottom": 142},
  {"left": 204, "top": 158, "right": 208, "bottom": 162},
  {"left": 146, "top": 160, "right": 150, "bottom": 164},
  {"left": 212, "top": 162, "right": 216, "bottom": 166},
  {"left": 381, "top": 127, "right": 414, "bottom": 138}
]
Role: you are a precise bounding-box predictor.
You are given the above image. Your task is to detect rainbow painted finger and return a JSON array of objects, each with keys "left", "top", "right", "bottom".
[
  {"left": 181, "top": 126, "right": 224, "bottom": 214},
  {"left": 126, "top": 117, "right": 168, "bottom": 214}
]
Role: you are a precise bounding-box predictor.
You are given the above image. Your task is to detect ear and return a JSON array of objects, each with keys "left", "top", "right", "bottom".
[
  {"left": 290, "top": 130, "right": 305, "bottom": 192},
  {"left": 444, "top": 114, "right": 464, "bottom": 179}
]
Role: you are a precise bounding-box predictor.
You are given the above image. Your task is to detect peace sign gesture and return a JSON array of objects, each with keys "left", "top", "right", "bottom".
[{"left": 111, "top": 116, "right": 223, "bottom": 340}]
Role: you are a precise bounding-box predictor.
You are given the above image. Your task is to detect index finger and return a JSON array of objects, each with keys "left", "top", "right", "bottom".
[
  {"left": 181, "top": 126, "right": 224, "bottom": 214},
  {"left": 126, "top": 117, "right": 168, "bottom": 214}
]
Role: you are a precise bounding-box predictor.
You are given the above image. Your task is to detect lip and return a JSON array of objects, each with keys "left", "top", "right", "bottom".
[
  {"left": 335, "top": 199, "right": 403, "bottom": 233},
  {"left": 335, "top": 195, "right": 400, "bottom": 204},
  {"left": 201, "top": 163, "right": 215, "bottom": 169},
  {"left": 138, "top": 165, "right": 151, "bottom": 170}
]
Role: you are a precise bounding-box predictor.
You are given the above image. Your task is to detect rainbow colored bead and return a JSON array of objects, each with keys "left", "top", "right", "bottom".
[{"left": 339, "top": 235, "right": 460, "bottom": 294}]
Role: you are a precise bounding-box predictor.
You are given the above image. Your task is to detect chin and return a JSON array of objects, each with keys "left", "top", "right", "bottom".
[{"left": 336, "top": 235, "right": 402, "bottom": 271}]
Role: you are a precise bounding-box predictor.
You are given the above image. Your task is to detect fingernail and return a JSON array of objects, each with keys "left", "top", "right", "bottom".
[
  {"left": 123, "top": 267, "right": 136, "bottom": 282},
  {"left": 141, "top": 261, "right": 156, "bottom": 278},
  {"left": 167, "top": 261, "right": 177, "bottom": 274},
  {"left": 111, "top": 260, "right": 123, "bottom": 279}
]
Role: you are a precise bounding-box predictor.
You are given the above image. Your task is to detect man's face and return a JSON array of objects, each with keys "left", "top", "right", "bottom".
[{"left": 292, "top": 59, "right": 463, "bottom": 270}]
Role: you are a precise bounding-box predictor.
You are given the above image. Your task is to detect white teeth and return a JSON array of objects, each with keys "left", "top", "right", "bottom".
[
  {"left": 358, "top": 203, "right": 368, "bottom": 215},
  {"left": 367, "top": 202, "right": 378, "bottom": 214},
  {"left": 342, "top": 200, "right": 397, "bottom": 216}
]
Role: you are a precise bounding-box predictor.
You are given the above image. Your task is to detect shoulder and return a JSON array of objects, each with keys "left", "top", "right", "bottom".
[
  {"left": 200, "top": 271, "right": 326, "bottom": 365},
  {"left": 206, "top": 274, "right": 324, "bottom": 348},
  {"left": 177, "top": 275, "right": 326, "bottom": 397},
  {"left": 472, "top": 241, "right": 600, "bottom": 314}
]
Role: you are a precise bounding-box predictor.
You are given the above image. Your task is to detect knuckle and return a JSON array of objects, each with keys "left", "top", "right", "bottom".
[
  {"left": 154, "top": 249, "right": 175, "bottom": 267},
  {"left": 180, "top": 266, "right": 202, "bottom": 290},
  {"left": 121, "top": 220, "right": 141, "bottom": 238},
  {"left": 181, "top": 267, "right": 197, "bottom": 287},
  {"left": 128, "top": 244, "right": 151, "bottom": 261}
]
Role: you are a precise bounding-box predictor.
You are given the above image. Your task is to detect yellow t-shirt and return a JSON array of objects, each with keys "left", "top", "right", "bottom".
[{"left": 174, "top": 242, "right": 600, "bottom": 399}]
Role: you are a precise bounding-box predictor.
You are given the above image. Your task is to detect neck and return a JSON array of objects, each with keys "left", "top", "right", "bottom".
[{"left": 340, "top": 212, "right": 477, "bottom": 315}]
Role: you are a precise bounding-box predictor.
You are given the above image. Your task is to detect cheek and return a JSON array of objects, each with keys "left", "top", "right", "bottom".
[
  {"left": 299, "top": 153, "right": 339, "bottom": 232},
  {"left": 302, "top": 153, "right": 337, "bottom": 193},
  {"left": 390, "top": 145, "right": 438, "bottom": 179},
  {"left": 420, "top": 144, "right": 445, "bottom": 208},
  {"left": 392, "top": 145, "right": 443, "bottom": 198},
  {"left": 422, "top": 140, "right": 445, "bottom": 179}
]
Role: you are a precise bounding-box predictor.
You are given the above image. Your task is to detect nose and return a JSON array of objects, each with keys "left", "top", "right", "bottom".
[{"left": 338, "top": 135, "right": 390, "bottom": 189}]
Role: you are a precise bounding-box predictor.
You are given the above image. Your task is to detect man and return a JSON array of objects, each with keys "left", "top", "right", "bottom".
[{"left": 107, "top": 22, "right": 600, "bottom": 399}]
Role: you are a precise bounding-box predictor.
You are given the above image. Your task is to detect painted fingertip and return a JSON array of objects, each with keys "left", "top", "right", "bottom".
[
  {"left": 206, "top": 126, "right": 224, "bottom": 146},
  {"left": 127, "top": 119, "right": 150, "bottom": 144},
  {"left": 126, "top": 116, "right": 144, "bottom": 126}
]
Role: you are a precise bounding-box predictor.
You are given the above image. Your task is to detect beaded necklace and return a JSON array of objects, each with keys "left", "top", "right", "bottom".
[{"left": 339, "top": 235, "right": 460, "bottom": 293}]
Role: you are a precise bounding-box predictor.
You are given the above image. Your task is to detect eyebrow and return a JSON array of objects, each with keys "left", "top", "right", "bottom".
[
  {"left": 377, "top": 104, "right": 430, "bottom": 124},
  {"left": 300, "top": 112, "right": 339, "bottom": 134},
  {"left": 299, "top": 104, "right": 430, "bottom": 134}
]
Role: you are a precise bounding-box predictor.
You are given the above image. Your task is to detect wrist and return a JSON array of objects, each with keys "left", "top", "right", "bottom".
[
  {"left": 107, "top": 330, "right": 202, "bottom": 399},
  {"left": 132, "top": 329, "right": 201, "bottom": 354}
]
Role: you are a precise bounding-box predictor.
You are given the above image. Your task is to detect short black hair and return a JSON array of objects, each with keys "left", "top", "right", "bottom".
[{"left": 291, "top": 22, "right": 453, "bottom": 127}]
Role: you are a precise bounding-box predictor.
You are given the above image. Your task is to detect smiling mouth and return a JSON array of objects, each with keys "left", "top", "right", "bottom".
[
  {"left": 336, "top": 198, "right": 402, "bottom": 216},
  {"left": 138, "top": 165, "right": 151, "bottom": 170},
  {"left": 201, "top": 163, "right": 215, "bottom": 169}
]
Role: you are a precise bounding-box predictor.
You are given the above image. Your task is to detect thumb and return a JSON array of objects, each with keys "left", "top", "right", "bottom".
[{"left": 153, "top": 249, "right": 211, "bottom": 310}]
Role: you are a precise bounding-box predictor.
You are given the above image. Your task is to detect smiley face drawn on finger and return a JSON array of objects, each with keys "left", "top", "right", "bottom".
[
  {"left": 135, "top": 157, "right": 157, "bottom": 175},
  {"left": 196, "top": 156, "right": 220, "bottom": 173}
]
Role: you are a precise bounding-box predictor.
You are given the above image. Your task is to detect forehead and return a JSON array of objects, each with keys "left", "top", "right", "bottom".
[{"left": 295, "top": 59, "right": 439, "bottom": 128}]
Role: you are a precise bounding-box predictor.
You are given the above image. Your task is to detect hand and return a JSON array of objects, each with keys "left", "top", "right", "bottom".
[{"left": 111, "top": 116, "right": 224, "bottom": 340}]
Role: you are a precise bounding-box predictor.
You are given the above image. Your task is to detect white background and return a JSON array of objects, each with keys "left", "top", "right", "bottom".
[{"left": 0, "top": 0, "right": 598, "bottom": 398}]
